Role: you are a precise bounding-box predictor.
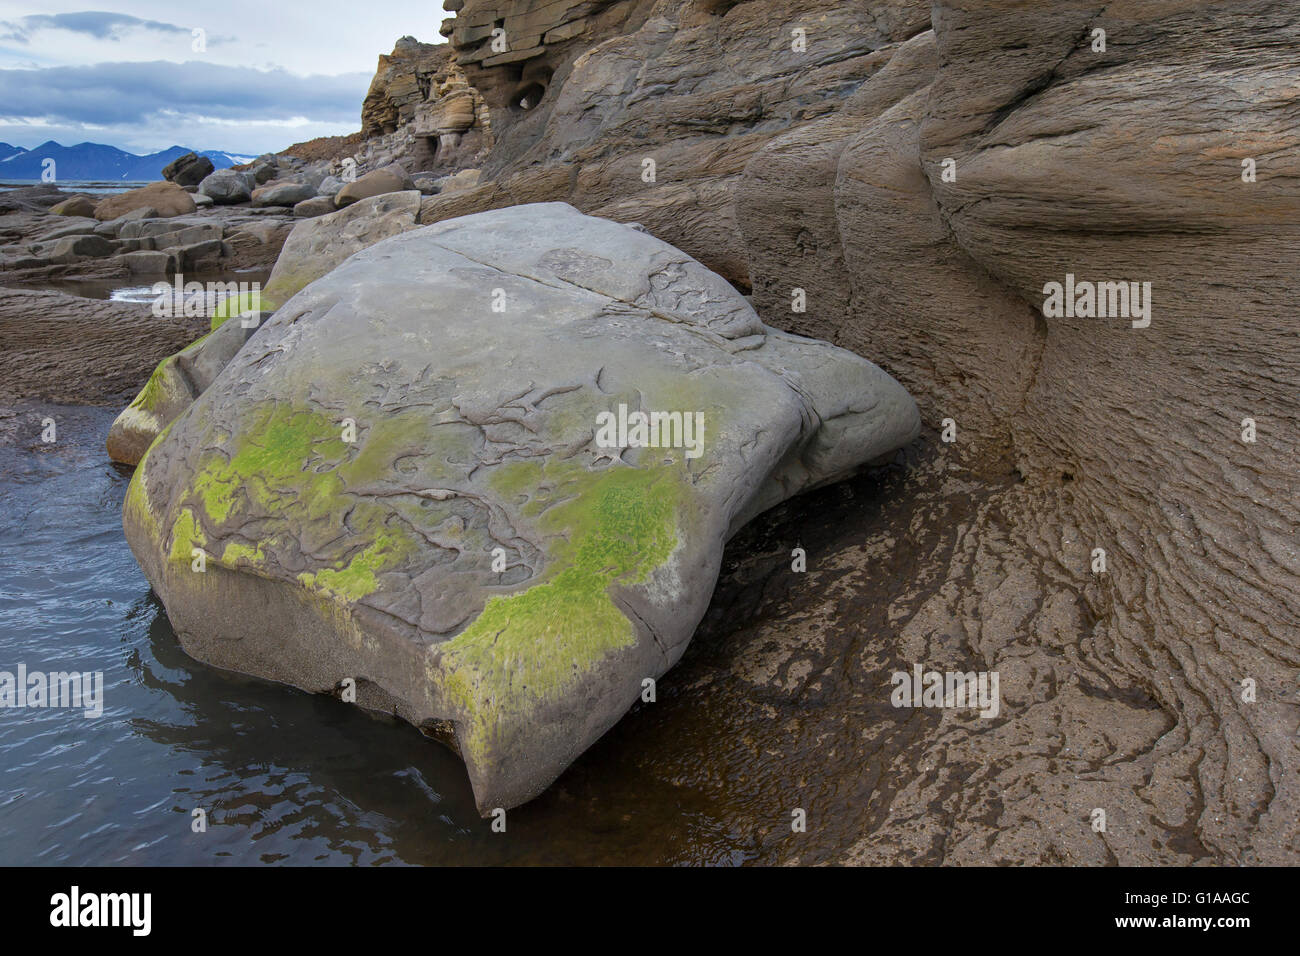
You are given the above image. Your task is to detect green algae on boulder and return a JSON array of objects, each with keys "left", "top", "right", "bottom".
[
  {"left": 106, "top": 317, "right": 258, "bottom": 465},
  {"left": 107, "top": 191, "right": 424, "bottom": 464},
  {"left": 122, "top": 202, "right": 920, "bottom": 812}
]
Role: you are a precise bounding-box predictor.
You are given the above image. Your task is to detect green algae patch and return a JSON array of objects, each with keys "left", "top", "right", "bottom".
[
  {"left": 168, "top": 507, "right": 205, "bottom": 565},
  {"left": 334, "top": 411, "right": 475, "bottom": 488},
  {"left": 439, "top": 460, "right": 685, "bottom": 748},
  {"left": 298, "top": 533, "right": 413, "bottom": 602},
  {"left": 109, "top": 334, "right": 213, "bottom": 466},
  {"left": 130, "top": 330, "right": 217, "bottom": 416},
  {"left": 188, "top": 404, "right": 348, "bottom": 525},
  {"left": 210, "top": 290, "right": 275, "bottom": 331},
  {"left": 125, "top": 352, "right": 191, "bottom": 426},
  {"left": 221, "top": 540, "right": 265, "bottom": 566},
  {"left": 174, "top": 403, "right": 422, "bottom": 604}
]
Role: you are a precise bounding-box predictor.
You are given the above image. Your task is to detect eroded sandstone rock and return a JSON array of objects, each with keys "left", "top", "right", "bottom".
[
  {"left": 251, "top": 180, "right": 317, "bottom": 207},
  {"left": 121, "top": 202, "right": 920, "bottom": 812},
  {"left": 94, "top": 181, "right": 196, "bottom": 221},
  {"left": 49, "top": 196, "right": 97, "bottom": 218},
  {"left": 334, "top": 165, "right": 415, "bottom": 207}
]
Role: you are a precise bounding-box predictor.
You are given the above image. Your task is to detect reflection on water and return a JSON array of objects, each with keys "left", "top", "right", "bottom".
[
  {"left": 0, "top": 180, "right": 147, "bottom": 195},
  {"left": 0, "top": 404, "right": 762, "bottom": 865},
  {"left": 12, "top": 269, "right": 273, "bottom": 305}
]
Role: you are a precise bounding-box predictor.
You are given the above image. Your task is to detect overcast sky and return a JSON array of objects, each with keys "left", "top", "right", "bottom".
[{"left": 0, "top": 2, "right": 449, "bottom": 155}]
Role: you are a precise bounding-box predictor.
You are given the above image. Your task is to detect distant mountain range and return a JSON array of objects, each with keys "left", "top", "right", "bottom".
[{"left": 0, "top": 141, "right": 256, "bottom": 183}]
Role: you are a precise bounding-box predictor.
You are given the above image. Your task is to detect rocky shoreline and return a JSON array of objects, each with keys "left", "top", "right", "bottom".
[{"left": 2, "top": 0, "right": 1297, "bottom": 865}]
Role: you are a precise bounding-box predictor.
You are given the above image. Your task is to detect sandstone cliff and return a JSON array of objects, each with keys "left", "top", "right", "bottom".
[{"left": 357, "top": 35, "right": 493, "bottom": 173}]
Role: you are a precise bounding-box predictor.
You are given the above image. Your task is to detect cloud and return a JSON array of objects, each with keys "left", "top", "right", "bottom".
[
  {"left": 0, "top": 59, "right": 368, "bottom": 127},
  {"left": 0, "top": 11, "right": 205, "bottom": 44}
]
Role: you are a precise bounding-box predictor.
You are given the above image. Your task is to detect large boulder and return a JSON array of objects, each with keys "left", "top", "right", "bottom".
[
  {"left": 198, "top": 168, "right": 256, "bottom": 205},
  {"left": 120, "top": 203, "right": 920, "bottom": 813},
  {"left": 161, "top": 151, "right": 215, "bottom": 188},
  {"left": 94, "top": 181, "right": 196, "bottom": 221},
  {"left": 333, "top": 164, "right": 415, "bottom": 207}
]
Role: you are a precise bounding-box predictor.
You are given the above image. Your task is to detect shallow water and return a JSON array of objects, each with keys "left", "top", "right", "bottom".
[
  {"left": 13, "top": 269, "right": 272, "bottom": 305},
  {"left": 0, "top": 180, "right": 147, "bottom": 195},
  {"left": 0, "top": 404, "right": 766, "bottom": 864},
  {"left": 0, "top": 401, "right": 947, "bottom": 865}
]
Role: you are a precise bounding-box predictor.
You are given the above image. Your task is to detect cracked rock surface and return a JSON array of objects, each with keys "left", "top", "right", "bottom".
[{"left": 122, "top": 202, "right": 920, "bottom": 811}]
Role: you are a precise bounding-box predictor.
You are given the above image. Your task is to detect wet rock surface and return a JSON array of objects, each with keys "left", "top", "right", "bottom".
[
  {"left": 121, "top": 202, "right": 920, "bottom": 812},
  {"left": 0, "top": 205, "right": 294, "bottom": 285},
  {"left": 0, "top": 288, "right": 206, "bottom": 406}
]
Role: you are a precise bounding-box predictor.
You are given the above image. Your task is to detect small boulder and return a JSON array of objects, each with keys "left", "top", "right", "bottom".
[
  {"left": 250, "top": 160, "right": 278, "bottom": 184},
  {"left": 198, "top": 169, "right": 256, "bottom": 205},
  {"left": 106, "top": 319, "right": 254, "bottom": 465},
  {"left": 293, "top": 196, "right": 337, "bottom": 218},
  {"left": 226, "top": 220, "right": 287, "bottom": 245},
  {"left": 94, "top": 206, "right": 157, "bottom": 237},
  {"left": 251, "top": 180, "right": 316, "bottom": 207},
  {"left": 161, "top": 152, "right": 215, "bottom": 188},
  {"left": 436, "top": 168, "right": 482, "bottom": 195},
  {"left": 333, "top": 165, "right": 414, "bottom": 208},
  {"left": 316, "top": 175, "right": 344, "bottom": 198},
  {"left": 48, "top": 234, "right": 114, "bottom": 261},
  {"left": 50, "top": 196, "right": 97, "bottom": 217},
  {"left": 119, "top": 250, "right": 177, "bottom": 275},
  {"left": 165, "top": 239, "right": 225, "bottom": 270}
]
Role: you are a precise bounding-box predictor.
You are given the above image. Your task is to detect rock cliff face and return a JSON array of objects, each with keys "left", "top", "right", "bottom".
[
  {"left": 381, "top": 0, "right": 1298, "bottom": 864},
  {"left": 357, "top": 36, "right": 493, "bottom": 173}
]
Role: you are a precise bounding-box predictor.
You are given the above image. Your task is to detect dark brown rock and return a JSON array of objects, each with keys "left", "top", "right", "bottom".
[{"left": 161, "top": 151, "right": 215, "bottom": 187}]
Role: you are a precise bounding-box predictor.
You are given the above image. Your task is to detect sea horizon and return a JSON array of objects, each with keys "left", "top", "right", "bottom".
[{"left": 0, "top": 179, "right": 150, "bottom": 195}]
